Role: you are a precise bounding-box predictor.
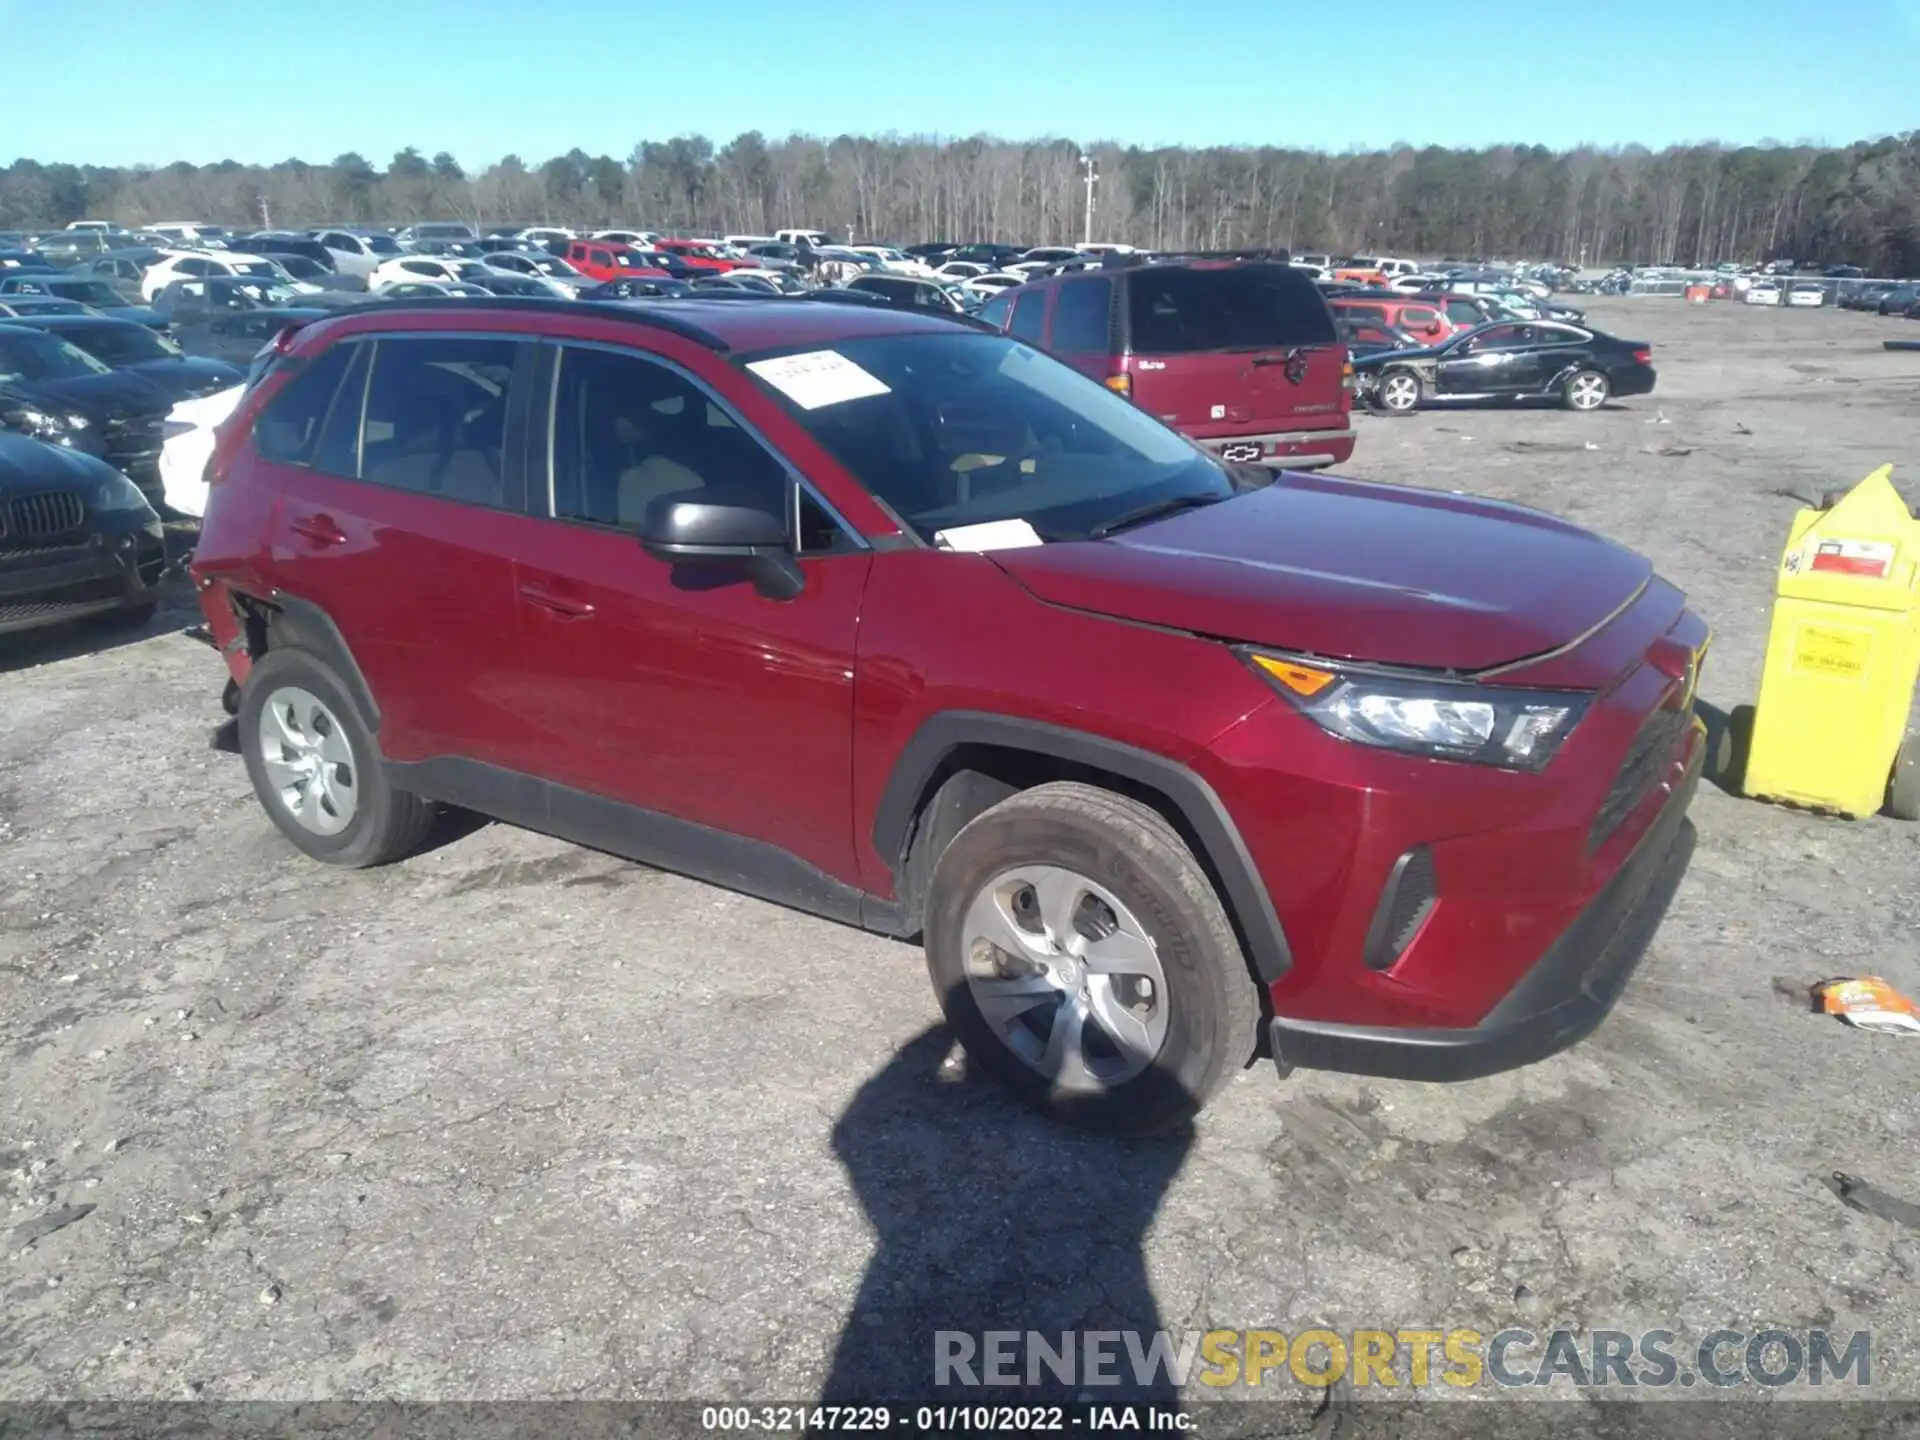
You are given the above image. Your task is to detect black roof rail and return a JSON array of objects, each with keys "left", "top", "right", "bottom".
[{"left": 304, "top": 294, "right": 734, "bottom": 351}]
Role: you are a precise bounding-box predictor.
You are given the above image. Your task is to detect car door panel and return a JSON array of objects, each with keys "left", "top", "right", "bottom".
[{"left": 502, "top": 340, "right": 869, "bottom": 887}]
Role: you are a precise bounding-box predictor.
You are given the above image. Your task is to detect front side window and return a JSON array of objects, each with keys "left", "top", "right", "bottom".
[
  {"left": 548, "top": 345, "right": 787, "bottom": 531},
  {"left": 740, "top": 332, "right": 1227, "bottom": 544},
  {"left": 354, "top": 337, "right": 519, "bottom": 506}
]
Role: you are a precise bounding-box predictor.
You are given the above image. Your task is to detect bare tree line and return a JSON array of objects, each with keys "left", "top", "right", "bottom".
[{"left": 4, "top": 130, "right": 1917, "bottom": 270}]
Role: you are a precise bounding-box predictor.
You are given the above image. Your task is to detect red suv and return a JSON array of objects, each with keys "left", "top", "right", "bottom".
[
  {"left": 979, "top": 261, "right": 1355, "bottom": 470},
  {"left": 563, "top": 240, "right": 669, "bottom": 282},
  {"left": 192, "top": 297, "right": 1708, "bottom": 1134}
]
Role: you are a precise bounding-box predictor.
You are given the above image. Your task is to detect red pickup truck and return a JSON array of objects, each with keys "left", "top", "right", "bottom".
[
  {"left": 654, "top": 239, "right": 752, "bottom": 273},
  {"left": 563, "top": 240, "right": 670, "bottom": 283}
]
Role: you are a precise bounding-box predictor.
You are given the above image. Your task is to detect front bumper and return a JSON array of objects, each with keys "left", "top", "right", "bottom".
[
  {"left": 1267, "top": 727, "right": 1702, "bottom": 1081},
  {"left": 0, "top": 516, "right": 167, "bottom": 636}
]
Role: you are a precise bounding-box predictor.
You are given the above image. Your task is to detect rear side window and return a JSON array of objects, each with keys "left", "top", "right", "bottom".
[
  {"left": 978, "top": 293, "right": 1014, "bottom": 330},
  {"left": 355, "top": 337, "right": 519, "bottom": 507},
  {"left": 1128, "top": 265, "right": 1335, "bottom": 352},
  {"left": 1050, "top": 278, "right": 1114, "bottom": 353},
  {"left": 1398, "top": 306, "right": 1443, "bottom": 329},
  {"left": 1008, "top": 290, "right": 1048, "bottom": 344},
  {"left": 253, "top": 342, "right": 357, "bottom": 464}
]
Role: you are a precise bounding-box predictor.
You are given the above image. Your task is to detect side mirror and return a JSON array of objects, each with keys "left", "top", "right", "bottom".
[{"left": 639, "top": 499, "right": 804, "bottom": 601}]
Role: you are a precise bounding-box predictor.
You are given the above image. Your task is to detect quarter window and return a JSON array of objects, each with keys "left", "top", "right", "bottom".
[
  {"left": 1008, "top": 290, "right": 1048, "bottom": 344},
  {"left": 1049, "top": 278, "right": 1114, "bottom": 352}
]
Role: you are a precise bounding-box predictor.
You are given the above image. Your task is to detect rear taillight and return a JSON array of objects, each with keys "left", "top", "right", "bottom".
[
  {"left": 1341, "top": 359, "right": 1356, "bottom": 391},
  {"left": 1104, "top": 374, "right": 1131, "bottom": 397},
  {"left": 1632, "top": 347, "right": 1652, "bottom": 366}
]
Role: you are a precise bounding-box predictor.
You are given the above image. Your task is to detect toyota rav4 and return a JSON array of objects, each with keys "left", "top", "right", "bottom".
[{"left": 191, "top": 297, "right": 1707, "bottom": 1134}]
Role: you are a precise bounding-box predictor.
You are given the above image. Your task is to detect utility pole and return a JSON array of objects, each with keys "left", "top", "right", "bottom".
[
  {"left": 258, "top": 196, "right": 271, "bottom": 231},
  {"left": 1079, "top": 152, "right": 1097, "bottom": 245}
]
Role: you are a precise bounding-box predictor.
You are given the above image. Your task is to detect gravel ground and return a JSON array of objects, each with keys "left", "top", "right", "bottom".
[{"left": 1, "top": 297, "right": 1917, "bottom": 1422}]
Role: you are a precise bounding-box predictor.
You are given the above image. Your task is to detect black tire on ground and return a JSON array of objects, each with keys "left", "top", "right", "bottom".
[
  {"left": 238, "top": 647, "right": 434, "bottom": 867},
  {"left": 1371, "top": 368, "right": 1423, "bottom": 415},
  {"left": 1561, "top": 368, "right": 1610, "bottom": 411},
  {"left": 922, "top": 780, "right": 1263, "bottom": 1135},
  {"left": 1885, "top": 738, "right": 1920, "bottom": 822}
]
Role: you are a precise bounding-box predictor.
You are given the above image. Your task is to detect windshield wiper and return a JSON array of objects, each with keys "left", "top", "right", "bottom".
[{"left": 1088, "top": 493, "right": 1223, "bottom": 540}]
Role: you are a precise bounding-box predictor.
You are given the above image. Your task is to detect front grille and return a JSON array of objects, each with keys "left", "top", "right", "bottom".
[
  {"left": 101, "top": 414, "right": 164, "bottom": 472},
  {"left": 1591, "top": 703, "right": 1693, "bottom": 850},
  {"left": 1363, "top": 846, "right": 1437, "bottom": 971},
  {"left": 4, "top": 490, "right": 85, "bottom": 540}
]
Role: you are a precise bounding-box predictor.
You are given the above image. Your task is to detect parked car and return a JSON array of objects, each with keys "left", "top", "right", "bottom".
[
  {"left": 978, "top": 260, "right": 1354, "bottom": 469},
  {"left": 141, "top": 252, "right": 318, "bottom": 302},
  {"left": 464, "top": 272, "right": 566, "bottom": 300},
  {"left": 1330, "top": 294, "right": 1461, "bottom": 345},
  {"left": 395, "top": 222, "right": 477, "bottom": 244},
  {"left": 0, "top": 274, "right": 169, "bottom": 330},
  {"left": 189, "top": 297, "right": 1708, "bottom": 1133},
  {"left": 376, "top": 281, "right": 492, "bottom": 301},
  {"left": 851, "top": 245, "right": 934, "bottom": 276},
  {"left": 562, "top": 240, "right": 672, "bottom": 283},
  {"left": 309, "top": 229, "right": 398, "bottom": 278},
  {"left": 1876, "top": 285, "right": 1918, "bottom": 315},
  {"left": 593, "top": 230, "right": 658, "bottom": 247},
  {"left": 846, "top": 275, "right": 978, "bottom": 314},
  {"left": 167, "top": 306, "right": 333, "bottom": 365},
  {"left": 70, "top": 249, "right": 169, "bottom": 301},
  {"left": 577, "top": 277, "right": 693, "bottom": 301},
  {"left": 0, "top": 323, "right": 172, "bottom": 504},
  {"left": 147, "top": 223, "right": 228, "bottom": 248},
  {"left": 1786, "top": 282, "right": 1826, "bottom": 308},
  {"left": 961, "top": 273, "right": 1025, "bottom": 297},
  {"left": 0, "top": 430, "right": 167, "bottom": 635},
  {"left": 232, "top": 234, "right": 340, "bottom": 272},
  {"left": 0, "top": 296, "right": 90, "bottom": 318},
  {"left": 369, "top": 256, "right": 491, "bottom": 290},
  {"left": 0, "top": 249, "right": 54, "bottom": 273},
  {"left": 5, "top": 315, "right": 242, "bottom": 403},
  {"left": 478, "top": 251, "right": 590, "bottom": 293},
  {"left": 158, "top": 383, "right": 247, "bottom": 520},
  {"left": 1355, "top": 321, "right": 1654, "bottom": 414},
  {"left": 654, "top": 239, "right": 752, "bottom": 273},
  {"left": 149, "top": 276, "right": 313, "bottom": 329},
  {"left": 1334, "top": 314, "right": 1426, "bottom": 358},
  {"left": 1745, "top": 281, "right": 1783, "bottom": 306}
]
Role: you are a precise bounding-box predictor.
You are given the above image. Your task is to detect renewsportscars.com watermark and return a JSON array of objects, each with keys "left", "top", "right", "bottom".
[{"left": 935, "top": 1328, "right": 1872, "bottom": 1391}]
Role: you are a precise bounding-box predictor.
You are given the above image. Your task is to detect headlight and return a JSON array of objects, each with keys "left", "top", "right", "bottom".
[
  {"left": 91, "top": 472, "right": 154, "bottom": 513},
  {"left": 1244, "top": 651, "right": 1588, "bottom": 772},
  {"left": 1, "top": 404, "right": 71, "bottom": 440}
]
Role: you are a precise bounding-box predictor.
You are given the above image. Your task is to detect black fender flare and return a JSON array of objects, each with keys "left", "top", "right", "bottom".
[
  {"left": 261, "top": 591, "right": 381, "bottom": 735},
  {"left": 872, "top": 711, "right": 1292, "bottom": 983}
]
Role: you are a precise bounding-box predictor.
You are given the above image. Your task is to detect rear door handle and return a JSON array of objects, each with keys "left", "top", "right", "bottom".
[
  {"left": 519, "top": 583, "right": 595, "bottom": 620},
  {"left": 290, "top": 514, "right": 347, "bottom": 546}
]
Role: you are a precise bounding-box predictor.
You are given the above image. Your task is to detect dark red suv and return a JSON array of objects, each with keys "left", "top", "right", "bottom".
[
  {"left": 192, "top": 296, "right": 1708, "bottom": 1133},
  {"left": 978, "top": 260, "right": 1355, "bottom": 469}
]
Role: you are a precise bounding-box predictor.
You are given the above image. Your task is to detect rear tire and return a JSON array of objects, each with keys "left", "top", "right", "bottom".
[
  {"left": 1886, "top": 738, "right": 1920, "bottom": 822},
  {"left": 923, "top": 781, "right": 1262, "bottom": 1135},
  {"left": 238, "top": 648, "right": 433, "bottom": 868},
  {"left": 1563, "top": 369, "right": 1610, "bottom": 411}
]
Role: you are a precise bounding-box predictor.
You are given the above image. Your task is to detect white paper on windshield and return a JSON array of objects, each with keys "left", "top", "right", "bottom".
[
  {"left": 933, "top": 519, "right": 1044, "bottom": 552},
  {"left": 745, "top": 350, "right": 890, "bottom": 410}
]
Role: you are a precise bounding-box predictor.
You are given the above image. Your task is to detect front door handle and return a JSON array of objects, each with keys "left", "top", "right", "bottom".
[
  {"left": 519, "top": 583, "right": 595, "bottom": 620},
  {"left": 290, "top": 513, "right": 347, "bottom": 546}
]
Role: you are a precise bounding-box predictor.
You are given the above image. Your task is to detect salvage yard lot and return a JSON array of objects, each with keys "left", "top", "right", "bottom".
[{"left": 2, "top": 297, "right": 1918, "bottom": 1407}]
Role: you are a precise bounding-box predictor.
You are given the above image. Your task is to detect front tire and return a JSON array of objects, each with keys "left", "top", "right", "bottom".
[
  {"left": 923, "top": 782, "right": 1262, "bottom": 1135},
  {"left": 1563, "top": 370, "right": 1610, "bottom": 411},
  {"left": 1373, "top": 368, "right": 1423, "bottom": 414},
  {"left": 238, "top": 648, "right": 434, "bottom": 868}
]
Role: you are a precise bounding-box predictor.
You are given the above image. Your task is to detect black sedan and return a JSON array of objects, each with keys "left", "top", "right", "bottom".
[
  {"left": 0, "top": 324, "right": 172, "bottom": 504},
  {"left": 6, "top": 315, "right": 242, "bottom": 402},
  {"left": 1354, "top": 321, "right": 1656, "bottom": 414},
  {"left": 0, "top": 274, "right": 168, "bottom": 330},
  {"left": 579, "top": 276, "right": 693, "bottom": 301},
  {"left": 0, "top": 429, "right": 166, "bottom": 637},
  {"left": 1335, "top": 314, "right": 1428, "bottom": 358}
]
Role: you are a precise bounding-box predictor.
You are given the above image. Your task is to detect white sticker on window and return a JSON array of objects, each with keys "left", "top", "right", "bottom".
[
  {"left": 932, "top": 519, "right": 1044, "bottom": 552},
  {"left": 746, "top": 350, "right": 891, "bottom": 410}
]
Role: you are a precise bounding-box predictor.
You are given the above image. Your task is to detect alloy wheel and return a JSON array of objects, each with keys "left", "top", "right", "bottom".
[
  {"left": 1568, "top": 373, "right": 1608, "bottom": 410},
  {"left": 257, "top": 686, "right": 358, "bottom": 836},
  {"left": 1381, "top": 373, "right": 1419, "bottom": 410},
  {"left": 960, "top": 865, "right": 1170, "bottom": 1091}
]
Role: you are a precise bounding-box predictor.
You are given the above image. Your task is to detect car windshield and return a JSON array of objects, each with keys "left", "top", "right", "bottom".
[
  {"left": 740, "top": 331, "right": 1231, "bottom": 543},
  {"left": 231, "top": 282, "right": 300, "bottom": 306},
  {"left": 51, "top": 280, "right": 125, "bottom": 306},
  {"left": 364, "top": 235, "right": 402, "bottom": 255},
  {"left": 0, "top": 328, "right": 114, "bottom": 382},
  {"left": 231, "top": 260, "right": 282, "bottom": 278},
  {"left": 532, "top": 256, "right": 578, "bottom": 277},
  {"left": 66, "top": 323, "right": 180, "bottom": 365}
]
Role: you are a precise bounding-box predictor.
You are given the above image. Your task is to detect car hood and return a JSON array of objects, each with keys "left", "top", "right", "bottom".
[
  {"left": 96, "top": 303, "right": 168, "bottom": 329},
  {"left": 0, "top": 429, "right": 122, "bottom": 490},
  {"left": 989, "top": 473, "right": 1654, "bottom": 676},
  {"left": 124, "top": 356, "right": 244, "bottom": 400},
  {"left": 10, "top": 369, "right": 172, "bottom": 416}
]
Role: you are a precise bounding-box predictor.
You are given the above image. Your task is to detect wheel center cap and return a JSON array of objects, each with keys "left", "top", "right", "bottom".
[{"left": 1053, "top": 954, "right": 1082, "bottom": 990}]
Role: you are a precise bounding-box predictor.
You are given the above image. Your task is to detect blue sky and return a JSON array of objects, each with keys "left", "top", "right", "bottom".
[{"left": 4, "top": 0, "right": 1916, "bottom": 166}]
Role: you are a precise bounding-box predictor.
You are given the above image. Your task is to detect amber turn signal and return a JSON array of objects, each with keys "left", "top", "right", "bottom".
[{"left": 1250, "top": 654, "right": 1338, "bottom": 696}]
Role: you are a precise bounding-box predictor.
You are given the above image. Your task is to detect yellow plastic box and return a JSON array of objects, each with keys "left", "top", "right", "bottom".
[{"left": 1746, "top": 465, "right": 1920, "bottom": 818}]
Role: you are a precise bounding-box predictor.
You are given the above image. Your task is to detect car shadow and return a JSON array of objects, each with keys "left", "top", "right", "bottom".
[
  {"left": 821, "top": 1022, "right": 1193, "bottom": 1407},
  {"left": 0, "top": 580, "right": 202, "bottom": 675}
]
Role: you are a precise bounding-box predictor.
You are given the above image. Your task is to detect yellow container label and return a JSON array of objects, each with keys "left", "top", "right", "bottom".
[{"left": 1790, "top": 622, "right": 1872, "bottom": 680}]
